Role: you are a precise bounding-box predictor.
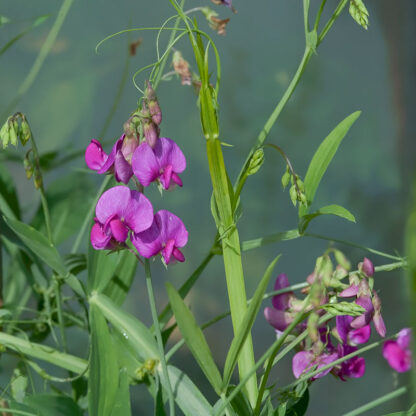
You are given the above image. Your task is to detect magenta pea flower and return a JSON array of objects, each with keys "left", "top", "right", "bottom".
[
  {"left": 292, "top": 350, "right": 338, "bottom": 380},
  {"left": 132, "top": 137, "right": 186, "bottom": 190},
  {"left": 90, "top": 186, "right": 153, "bottom": 250},
  {"left": 131, "top": 210, "right": 188, "bottom": 264},
  {"left": 335, "top": 344, "right": 366, "bottom": 380},
  {"left": 336, "top": 315, "right": 371, "bottom": 346},
  {"left": 383, "top": 328, "right": 412, "bottom": 373},
  {"left": 264, "top": 274, "right": 296, "bottom": 332},
  {"left": 361, "top": 257, "right": 375, "bottom": 277},
  {"left": 85, "top": 134, "right": 139, "bottom": 184}
]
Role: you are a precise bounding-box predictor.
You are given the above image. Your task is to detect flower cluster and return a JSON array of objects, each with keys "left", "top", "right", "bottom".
[
  {"left": 86, "top": 82, "right": 188, "bottom": 264},
  {"left": 265, "top": 254, "right": 412, "bottom": 382}
]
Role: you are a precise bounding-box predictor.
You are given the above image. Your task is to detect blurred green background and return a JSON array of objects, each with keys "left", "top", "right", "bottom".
[{"left": 1, "top": 0, "right": 415, "bottom": 414}]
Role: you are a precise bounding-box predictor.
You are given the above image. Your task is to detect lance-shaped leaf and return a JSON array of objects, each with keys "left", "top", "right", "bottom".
[
  {"left": 222, "top": 255, "right": 280, "bottom": 388},
  {"left": 166, "top": 282, "right": 222, "bottom": 394},
  {"left": 90, "top": 292, "right": 159, "bottom": 362},
  {"left": 299, "top": 111, "right": 361, "bottom": 218},
  {"left": 299, "top": 204, "right": 356, "bottom": 234},
  {"left": 88, "top": 304, "right": 119, "bottom": 416},
  {"left": 109, "top": 370, "right": 131, "bottom": 416}
]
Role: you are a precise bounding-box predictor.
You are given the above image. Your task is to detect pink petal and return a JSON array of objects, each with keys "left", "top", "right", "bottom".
[
  {"left": 362, "top": 257, "right": 375, "bottom": 277},
  {"left": 122, "top": 190, "right": 154, "bottom": 233},
  {"left": 131, "top": 217, "right": 162, "bottom": 258},
  {"left": 108, "top": 218, "right": 129, "bottom": 243},
  {"left": 397, "top": 328, "right": 411, "bottom": 350},
  {"left": 349, "top": 325, "right": 371, "bottom": 345},
  {"left": 173, "top": 248, "right": 185, "bottom": 262},
  {"left": 96, "top": 186, "right": 131, "bottom": 225},
  {"left": 156, "top": 210, "right": 188, "bottom": 248},
  {"left": 339, "top": 284, "right": 359, "bottom": 298},
  {"left": 292, "top": 351, "right": 314, "bottom": 379},
  {"left": 154, "top": 137, "right": 186, "bottom": 174},
  {"left": 336, "top": 315, "right": 353, "bottom": 343},
  {"left": 85, "top": 140, "right": 107, "bottom": 171},
  {"left": 264, "top": 307, "right": 293, "bottom": 331},
  {"left": 114, "top": 150, "right": 133, "bottom": 184},
  {"left": 132, "top": 142, "right": 160, "bottom": 187},
  {"left": 98, "top": 137, "right": 123, "bottom": 174},
  {"left": 90, "top": 222, "right": 112, "bottom": 250},
  {"left": 383, "top": 341, "right": 412, "bottom": 373},
  {"left": 272, "top": 274, "right": 293, "bottom": 311},
  {"left": 162, "top": 239, "right": 175, "bottom": 264},
  {"left": 373, "top": 312, "right": 386, "bottom": 337}
]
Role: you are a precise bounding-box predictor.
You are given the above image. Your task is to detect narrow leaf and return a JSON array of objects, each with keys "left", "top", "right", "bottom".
[
  {"left": 299, "top": 111, "right": 361, "bottom": 218},
  {"left": 110, "top": 369, "right": 131, "bottom": 416},
  {"left": 299, "top": 204, "right": 356, "bottom": 234},
  {"left": 3, "top": 215, "right": 66, "bottom": 275},
  {"left": 222, "top": 255, "right": 280, "bottom": 387},
  {"left": 242, "top": 229, "right": 300, "bottom": 251},
  {"left": 166, "top": 282, "right": 222, "bottom": 393},
  {"left": 159, "top": 365, "right": 213, "bottom": 416},
  {"left": 90, "top": 292, "right": 159, "bottom": 362},
  {"left": 24, "top": 394, "right": 83, "bottom": 416},
  {"left": 88, "top": 304, "right": 119, "bottom": 416}
]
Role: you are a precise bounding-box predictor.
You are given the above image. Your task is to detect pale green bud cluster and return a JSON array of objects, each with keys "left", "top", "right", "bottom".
[
  {"left": 288, "top": 174, "right": 307, "bottom": 207},
  {"left": 321, "top": 301, "right": 366, "bottom": 317},
  {"left": 134, "top": 358, "right": 159, "bottom": 381},
  {"left": 0, "top": 114, "right": 31, "bottom": 149},
  {"left": 247, "top": 148, "right": 264, "bottom": 176},
  {"left": 349, "top": 0, "right": 369, "bottom": 30}
]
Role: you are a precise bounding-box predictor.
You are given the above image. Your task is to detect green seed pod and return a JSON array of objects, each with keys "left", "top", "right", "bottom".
[
  {"left": 289, "top": 185, "right": 298, "bottom": 207},
  {"left": 23, "top": 157, "right": 34, "bottom": 179},
  {"left": 20, "top": 120, "right": 31, "bottom": 145},
  {"left": 247, "top": 148, "right": 264, "bottom": 176},
  {"left": 0, "top": 120, "right": 10, "bottom": 148},
  {"left": 281, "top": 168, "right": 290, "bottom": 189},
  {"left": 34, "top": 170, "right": 43, "bottom": 189}
]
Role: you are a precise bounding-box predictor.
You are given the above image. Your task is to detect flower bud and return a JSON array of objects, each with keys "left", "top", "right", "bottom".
[
  {"left": 289, "top": 185, "right": 298, "bottom": 207},
  {"left": 281, "top": 167, "right": 290, "bottom": 189},
  {"left": 20, "top": 119, "right": 31, "bottom": 145},
  {"left": 24, "top": 151, "right": 34, "bottom": 179},
  {"left": 247, "top": 148, "right": 264, "bottom": 176},
  {"left": 361, "top": 257, "right": 374, "bottom": 277},
  {"left": 121, "top": 134, "right": 140, "bottom": 164},
  {"left": 34, "top": 170, "right": 43, "bottom": 189},
  {"left": 0, "top": 120, "right": 10, "bottom": 148},
  {"left": 9, "top": 120, "right": 18, "bottom": 147},
  {"left": 145, "top": 81, "right": 162, "bottom": 125},
  {"left": 143, "top": 121, "right": 159, "bottom": 148}
]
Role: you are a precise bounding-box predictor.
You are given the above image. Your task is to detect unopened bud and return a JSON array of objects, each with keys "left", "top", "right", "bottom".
[
  {"left": 247, "top": 148, "right": 264, "bottom": 176},
  {"left": 9, "top": 120, "right": 18, "bottom": 147},
  {"left": 144, "top": 358, "right": 158, "bottom": 372},
  {"left": 143, "top": 121, "right": 159, "bottom": 148},
  {"left": 289, "top": 185, "right": 298, "bottom": 207},
  {"left": 307, "top": 312, "right": 319, "bottom": 343},
  {"left": 334, "top": 249, "right": 351, "bottom": 271},
  {"left": 34, "top": 170, "right": 43, "bottom": 189},
  {"left": 0, "top": 120, "right": 10, "bottom": 148},
  {"left": 121, "top": 134, "right": 140, "bottom": 164},
  {"left": 24, "top": 152, "right": 34, "bottom": 179},
  {"left": 361, "top": 257, "right": 374, "bottom": 277}
]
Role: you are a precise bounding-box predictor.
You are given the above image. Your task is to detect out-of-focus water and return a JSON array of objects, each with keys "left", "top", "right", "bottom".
[{"left": 1, "top": 0, "right": 412, "bottom": 414}]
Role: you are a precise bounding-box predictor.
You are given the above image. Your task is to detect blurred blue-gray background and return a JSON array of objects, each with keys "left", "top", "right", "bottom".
[{"left": 1, "top": 0, "right": 415, "bottom": 414}]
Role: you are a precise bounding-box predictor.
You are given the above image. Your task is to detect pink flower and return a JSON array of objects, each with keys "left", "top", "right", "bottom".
[
  {"left": 132, "top": 137, "right": 186, "bottom": 190},
  {"left": 383, "top": 328, "right": 412, "bottom": 373},
  {"left": 85, "top": 134, "right": 139, "bottom": 184},
  {"left": 90, "top": 186, "right": 153, "bottom": 250},
  {"left": 131, "top": 210, "right": 188, "bottom": 264},
  {"left": 292, "top": 350, "right": 338, "bottom": 380}
]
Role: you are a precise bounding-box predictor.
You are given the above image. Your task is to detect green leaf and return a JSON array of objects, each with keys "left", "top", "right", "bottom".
[
  {"left": 161, "top": 365, "right": 213, "bottom": 416},
  {"left": 103, "top": 250, "right": 138, "bottom": 305},
  {"left": 154, "top": 379, "right": 167, "bottom": 416},
  {"left": 286, "top": 388, "right": 309, "bottom": 416},
  {"left": 299, "top": 204, "right": 356, "bottom": 234},
  {"left": 166, "top": 282, "right": 222, "bottom": 393},
  {"left": 23, "top": 394, "right": 83, "bottom": 416},
  {"left": 90, "top": 292, "right": 159, "bottom": 362},
  {"left": 242, "top": 229, "right": 300, "bottom": 251},
  {"left": 88, "top": 304, "right": 119, "bottom": 416},
  {"left": 11, "top": 364, "right": 28, "bottom": 403},
  {"left": 0, "top": 164, "right": 20, "bottom": 219},
  {"left": 0, "top": 15, "right": 50, "bottom": 56},
  {"left": 110, "top": 369, "right": 132, "bottom": 416},
  {"left": 3, "top": 215, "right": 67, "bottom": 275},
  {"left": 299, "top": 111, "right": 361, "bottom": 218},
  {"left": 223, "top": 255, "right": 280, "bottom": 387}
]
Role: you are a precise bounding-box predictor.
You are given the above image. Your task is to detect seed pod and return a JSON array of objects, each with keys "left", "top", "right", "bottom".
[{"left": 20, "top": 119, "right": 31, "bottom": 145}]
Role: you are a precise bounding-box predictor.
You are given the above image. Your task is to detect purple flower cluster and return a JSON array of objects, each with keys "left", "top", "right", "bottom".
[
  {"left": 264, "top": 256, "right": 412, "bottom": 381},
  {"left": 85, "top": 82, "right": 188, "bottom": 264}
]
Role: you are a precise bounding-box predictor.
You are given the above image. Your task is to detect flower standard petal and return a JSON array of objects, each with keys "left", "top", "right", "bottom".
[
  {"left": 95, "top": 186, "right": 131, "bottom": 225},
  {"left": 383, "top": 341, "right": 412, "bottom": 373},
  {"left": 122, "top": 190, "right": 154, "bottom": 233},
  {"left": 132, "top": 142, "right": 160, "bottom": 187},
  {"left": 154, "top": 137, "right": 186, "bottom": 174},
  {"left": 272, "top": 273, "right": 292, "bottom": 311},
  {"left": 85, "top": 139, "right": 107, "bottom": 170},
  {"left": 97, "top": 137, "right": 123, "bottom": 174},
  {"left": 264, "top": 307, "right": 293, "bottom": 331},
  {"left": 397, "top": 328, "right": 411, "bottom": 349},
  {"left": 348, "top": 325, "right": 371, "bottom": 345},
  {"left": 114, "top": 149, "right": 133, "bottom": 184},
  {"left": 155, "top": 210, "right": 188, "bottom": 248}
]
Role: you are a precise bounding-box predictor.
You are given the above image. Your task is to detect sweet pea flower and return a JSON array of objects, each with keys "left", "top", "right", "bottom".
[
  {"left": 336, "top": 315, "right": 371, "bottom": 346},
  {"left": 361, "top": 257, "right": 375, "bottom": 277},
  {"left": 85, "top": 134, "right": 139, "bottom": 184},
  {"left": 383, "top": 328, "right": 412, "bottom": 373},
  {"left": 264, "top": 274, "right": 296, "bottom": 332},
  {"left": 131, "top": 210, "right": 188, "bottom": 265},
  {"left": 132, "top": 137, "right": 186, "bottom": 190},
  {"left": 335, "top": 344, "right": 366, "bottom": 380},
  {"left": 90, "top": 186, "right": 153, "bottom": 250},
  {"left": 292, "top": 350, "right": 338, "bottom": 380},
  {"left": 350, "top": 296, "right": 374, "bottom": 329}
]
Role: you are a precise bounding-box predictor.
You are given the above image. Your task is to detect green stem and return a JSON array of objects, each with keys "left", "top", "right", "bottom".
[
  {"left": 314, "top": 0, "right": 328, "bottom": 31},
  {"left": 341, "top": 386, "right": 408, "bottom": 416},
  {"left": 2, "top": 0, "right": 74, "bottom": 120},
  {"left": 144, "top": 259, "right": 175, "bottom": 416},
  {"left": 53, "top": 277, "right": 67, "bottom": 352},
  {"left": 317, "top": 0, "right": 349, "bottom": 46}
]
